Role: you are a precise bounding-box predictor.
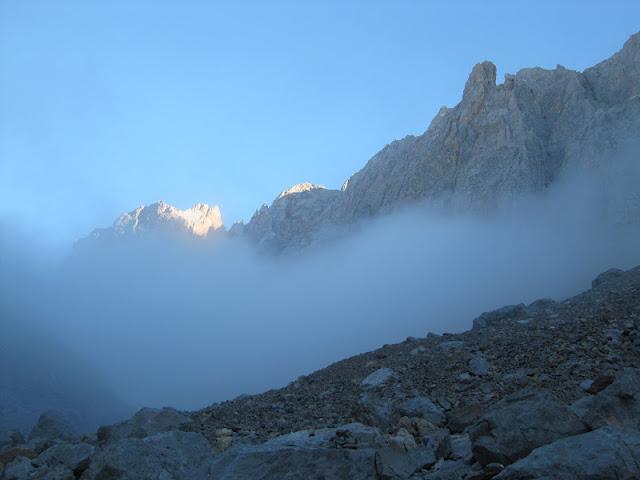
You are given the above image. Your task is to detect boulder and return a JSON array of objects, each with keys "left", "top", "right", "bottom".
[
  {"left": 28, "top": 411, "right": 77, "bottom": 445},
  {"left": 361, "top": 368, "right": 396, "bottom": 388},
  {"left": 396, "top": 397, "right": 445, "bottom": 426},
  {"left": 374, "top": 446, "right": 436, "bottom": 479},
  {"left": 2, "top": 457, "right": 36, "bottom": 480},
  {"left": 82, "top": 431, "right": 213, "bottom": 480},
  {"left": 355, "top": 391, "right": 394, "bottom": 429},
  {"left": 468, "top": 356, "right": 490, "bottom": 376},
  {"left": 570, "top": 368, "right": 640, "bottom": 430},
  {"left": 34, "top": 442, "right": 93, "bottom": 475},
  {"left": 495, "top": 427, "right": 640, "bottom": 479},
  {"left": 446, "top": 403, "right": 483, "bottom": 433},
  {"left": 469, "top": 388, "right": 586, "bottom": 466},
  {"left": 208, "top": 442, "right": 378, "bottom": 480},
  {"left": 97, "top": 406, "right": 192, "bottom": 444}
]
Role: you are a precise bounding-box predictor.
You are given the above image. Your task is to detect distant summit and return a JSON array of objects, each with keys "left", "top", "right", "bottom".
[{"left": 79, "top": 201, "right": 223, "bottom": 247}]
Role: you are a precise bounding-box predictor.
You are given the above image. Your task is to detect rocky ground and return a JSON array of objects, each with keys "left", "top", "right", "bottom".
[{"left": 2, "top": 265, "right": 640, "bottom": 479}]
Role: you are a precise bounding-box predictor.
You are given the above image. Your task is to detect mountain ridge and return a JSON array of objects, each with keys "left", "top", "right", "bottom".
[{"left": 78, "top": 31, "right": 640, "bottom": 253}]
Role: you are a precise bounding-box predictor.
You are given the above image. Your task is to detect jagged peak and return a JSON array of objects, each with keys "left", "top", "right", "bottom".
[
  {"left": 462, "top": 61, "right": 497, "bottom": 102},
  {"left": 113, "top": 201, "right": 223, "bottom": 237},
  {"left": 276, "top": 182, "right": 327, "bottom": 200}
]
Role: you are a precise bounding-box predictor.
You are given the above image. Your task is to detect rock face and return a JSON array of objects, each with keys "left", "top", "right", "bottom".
[
  {"left": 241, "top": 182, "right": 343, "bottom": 252},
  {"left": 77, "top": 32, "right": 640, "bottom": 253},
  {"left": 240, "top": 32, "right": 640, "bottom": 251},
  {"left": 495, "top": 427, "right": 640, "bottom": 480},
  {"left": 79, "top": 201, "right": 224, "bottom": 246},
  {"left": 96, "top": 407, "right": 192, "bottom": 444},
  {"left": 468, "top": 388, "right": 587, "bottom": 466}
]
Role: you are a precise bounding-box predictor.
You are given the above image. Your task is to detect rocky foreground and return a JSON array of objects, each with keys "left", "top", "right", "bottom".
[{"left": 2, "top": 265, "right": 640, "bottom": 479}]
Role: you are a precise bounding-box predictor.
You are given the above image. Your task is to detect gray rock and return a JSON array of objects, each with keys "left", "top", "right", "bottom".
[
  {"left": 361, "top": 368, "right": 396, "bottom": 388},
  {"left": 97, "top": 406, "right": 192, "bottom": 444},
  {"left": 468, "top": 356, "right": 490, "bottom": 376},
  {"left": 2, "top": 457, "right": 36, "bottom": 480},
  {"left": 263, "top": 423, "right": 386, "bottom": 449},
  {"left": 421, "top": 459, "right": 476, "bottom": 480},
  {"left": 469, "top": 388, "right": 586, "bottom": 466},
  {"left": 28, "top": 411, "right": 77, "bottom": 444},
  {"left": 375, "top": 446, "right": 436, "bottom": 479},
  {"left": 495, "top": 427, "right": 640, "bottom": 480},
  {"left": 396, "top": 397, "right": 445, "bottom": 426},
  {"left": 355, "top": 392, "right": 394, "bottom": 429},
  {"left": 82, "top": 431, "right": 213, "bottom": 480},
  {"left": 34, "top": 442, "right": 93, "bottom": 473},
  {"left": 209, "top": 441, "right": 378, "bottom": 480},
  {"left": 446, "top": 403, "right": 483, "bottom": 433},
  {"left": 449, "top": 434, "right": 472, "bottom": 462},
  {"left": 570, "top": 367, "right": 640, "bottom": 430}
]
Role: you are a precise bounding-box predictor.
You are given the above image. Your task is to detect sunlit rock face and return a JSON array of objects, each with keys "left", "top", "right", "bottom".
[
  {"left": 82, "top": 201, "right": 223, "bottom": 245},
  {"left": 243, "top": 32, "right": 640, "bottom": 250},
  {"left": 242, "top": 182, "right": 344, "bottom": 252}
]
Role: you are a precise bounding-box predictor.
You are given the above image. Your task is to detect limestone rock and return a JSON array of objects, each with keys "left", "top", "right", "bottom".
[
  {"left": 469, "top": 388, "right": 586, "bottom": 466},
  {"left": 495, "top": 427, "right": 640, "bottom": 480},
  {"left": 570, "top": 367, "right": 640, "bottom": 430},
  {"left": 82, "top": 431, "right": 212, "bottom": 480},
  {"left": 97, "top": 407, "right": 192, "bottom": 444}
]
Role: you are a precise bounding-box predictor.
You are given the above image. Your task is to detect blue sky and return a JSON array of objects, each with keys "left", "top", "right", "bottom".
[{"left": 1, "top": 0, "right": 639, "bottom": 248}]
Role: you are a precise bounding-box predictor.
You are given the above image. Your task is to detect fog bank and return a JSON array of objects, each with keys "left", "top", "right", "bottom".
[{"left": 1, "top": 160, "right": 639, "bottom": 429}]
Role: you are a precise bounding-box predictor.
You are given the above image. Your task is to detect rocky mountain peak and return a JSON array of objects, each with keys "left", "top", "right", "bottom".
[
  {"left": 462, "top": 60, "right": 497, "bottom": 106},
  {"left": 277, "top": 182, "right": 327, "bottom": 200}
]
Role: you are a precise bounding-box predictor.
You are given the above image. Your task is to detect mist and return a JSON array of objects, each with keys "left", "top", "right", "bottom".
[{"left": 1, "top": 156, "right": 639, "bottom": 432}]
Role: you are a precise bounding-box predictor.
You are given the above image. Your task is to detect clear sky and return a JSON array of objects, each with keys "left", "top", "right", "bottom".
[{"left": 1, "top": 0, "right": 639, "bottom": 248}]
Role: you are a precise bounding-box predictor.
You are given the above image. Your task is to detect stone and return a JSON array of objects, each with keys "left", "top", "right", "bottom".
[
  {"left": 387, "top": 428, "right": 417, "bottom": 452},
  {"left": 355, "top": 392, "right": 394, "bottom": 429},
  {"left": 361, "top": 368, "right": 396, "bottom": 388},
  {"left": 97, "top": 406, "right": 192, "bottom": 444},
  {"left": 396, "top": 397, "right": 445, "bottom": 425},
  {"left": 570, "top": 367, "right": 640, "bottom": 430},
  {"left": 495, "top": 427, "right": 640, "bottom": 479},
  {"left": 468, "top": 356, "right": 490, "bottom": 376},
  {"left": 586, "top": 374, "right": 614, "bottom": 394},
  {"left": 2, "top": 457, "right": 36, "bottom": 480},
  {"left": 82, "top": 431, "right": 213, "bottom": 480},
  {"left": 209, "top": 441, "right": 378, "bottom": 480},
  {"left": 28, "top": 411, "right": 77, "bottom": 444},
  {"left": 469, "top": 388, "right": 586, "bottom": 466},
  {"left": 446, "top": 403, "right": 483, "bottom": 433},
  {"left": 375, "top": 446, "right": 437, "bottom": 479},
  {"left": 34, "top": 442, "right": 94, "bottom": 474}
]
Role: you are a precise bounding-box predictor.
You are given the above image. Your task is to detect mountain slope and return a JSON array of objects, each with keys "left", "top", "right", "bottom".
[{"left": 242, "top": 32, "right": 640, "bottom": 250}]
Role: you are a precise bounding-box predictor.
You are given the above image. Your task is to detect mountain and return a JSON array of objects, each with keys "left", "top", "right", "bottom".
[
  {"left": 78, "top": 32, "right": 640, "bottom": 253},
  {"left": 78, "top": 201, "right": 223, "bottom": 248},
  {"left": 240, "top": 32, "right": 640, "bottom": 250}
]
